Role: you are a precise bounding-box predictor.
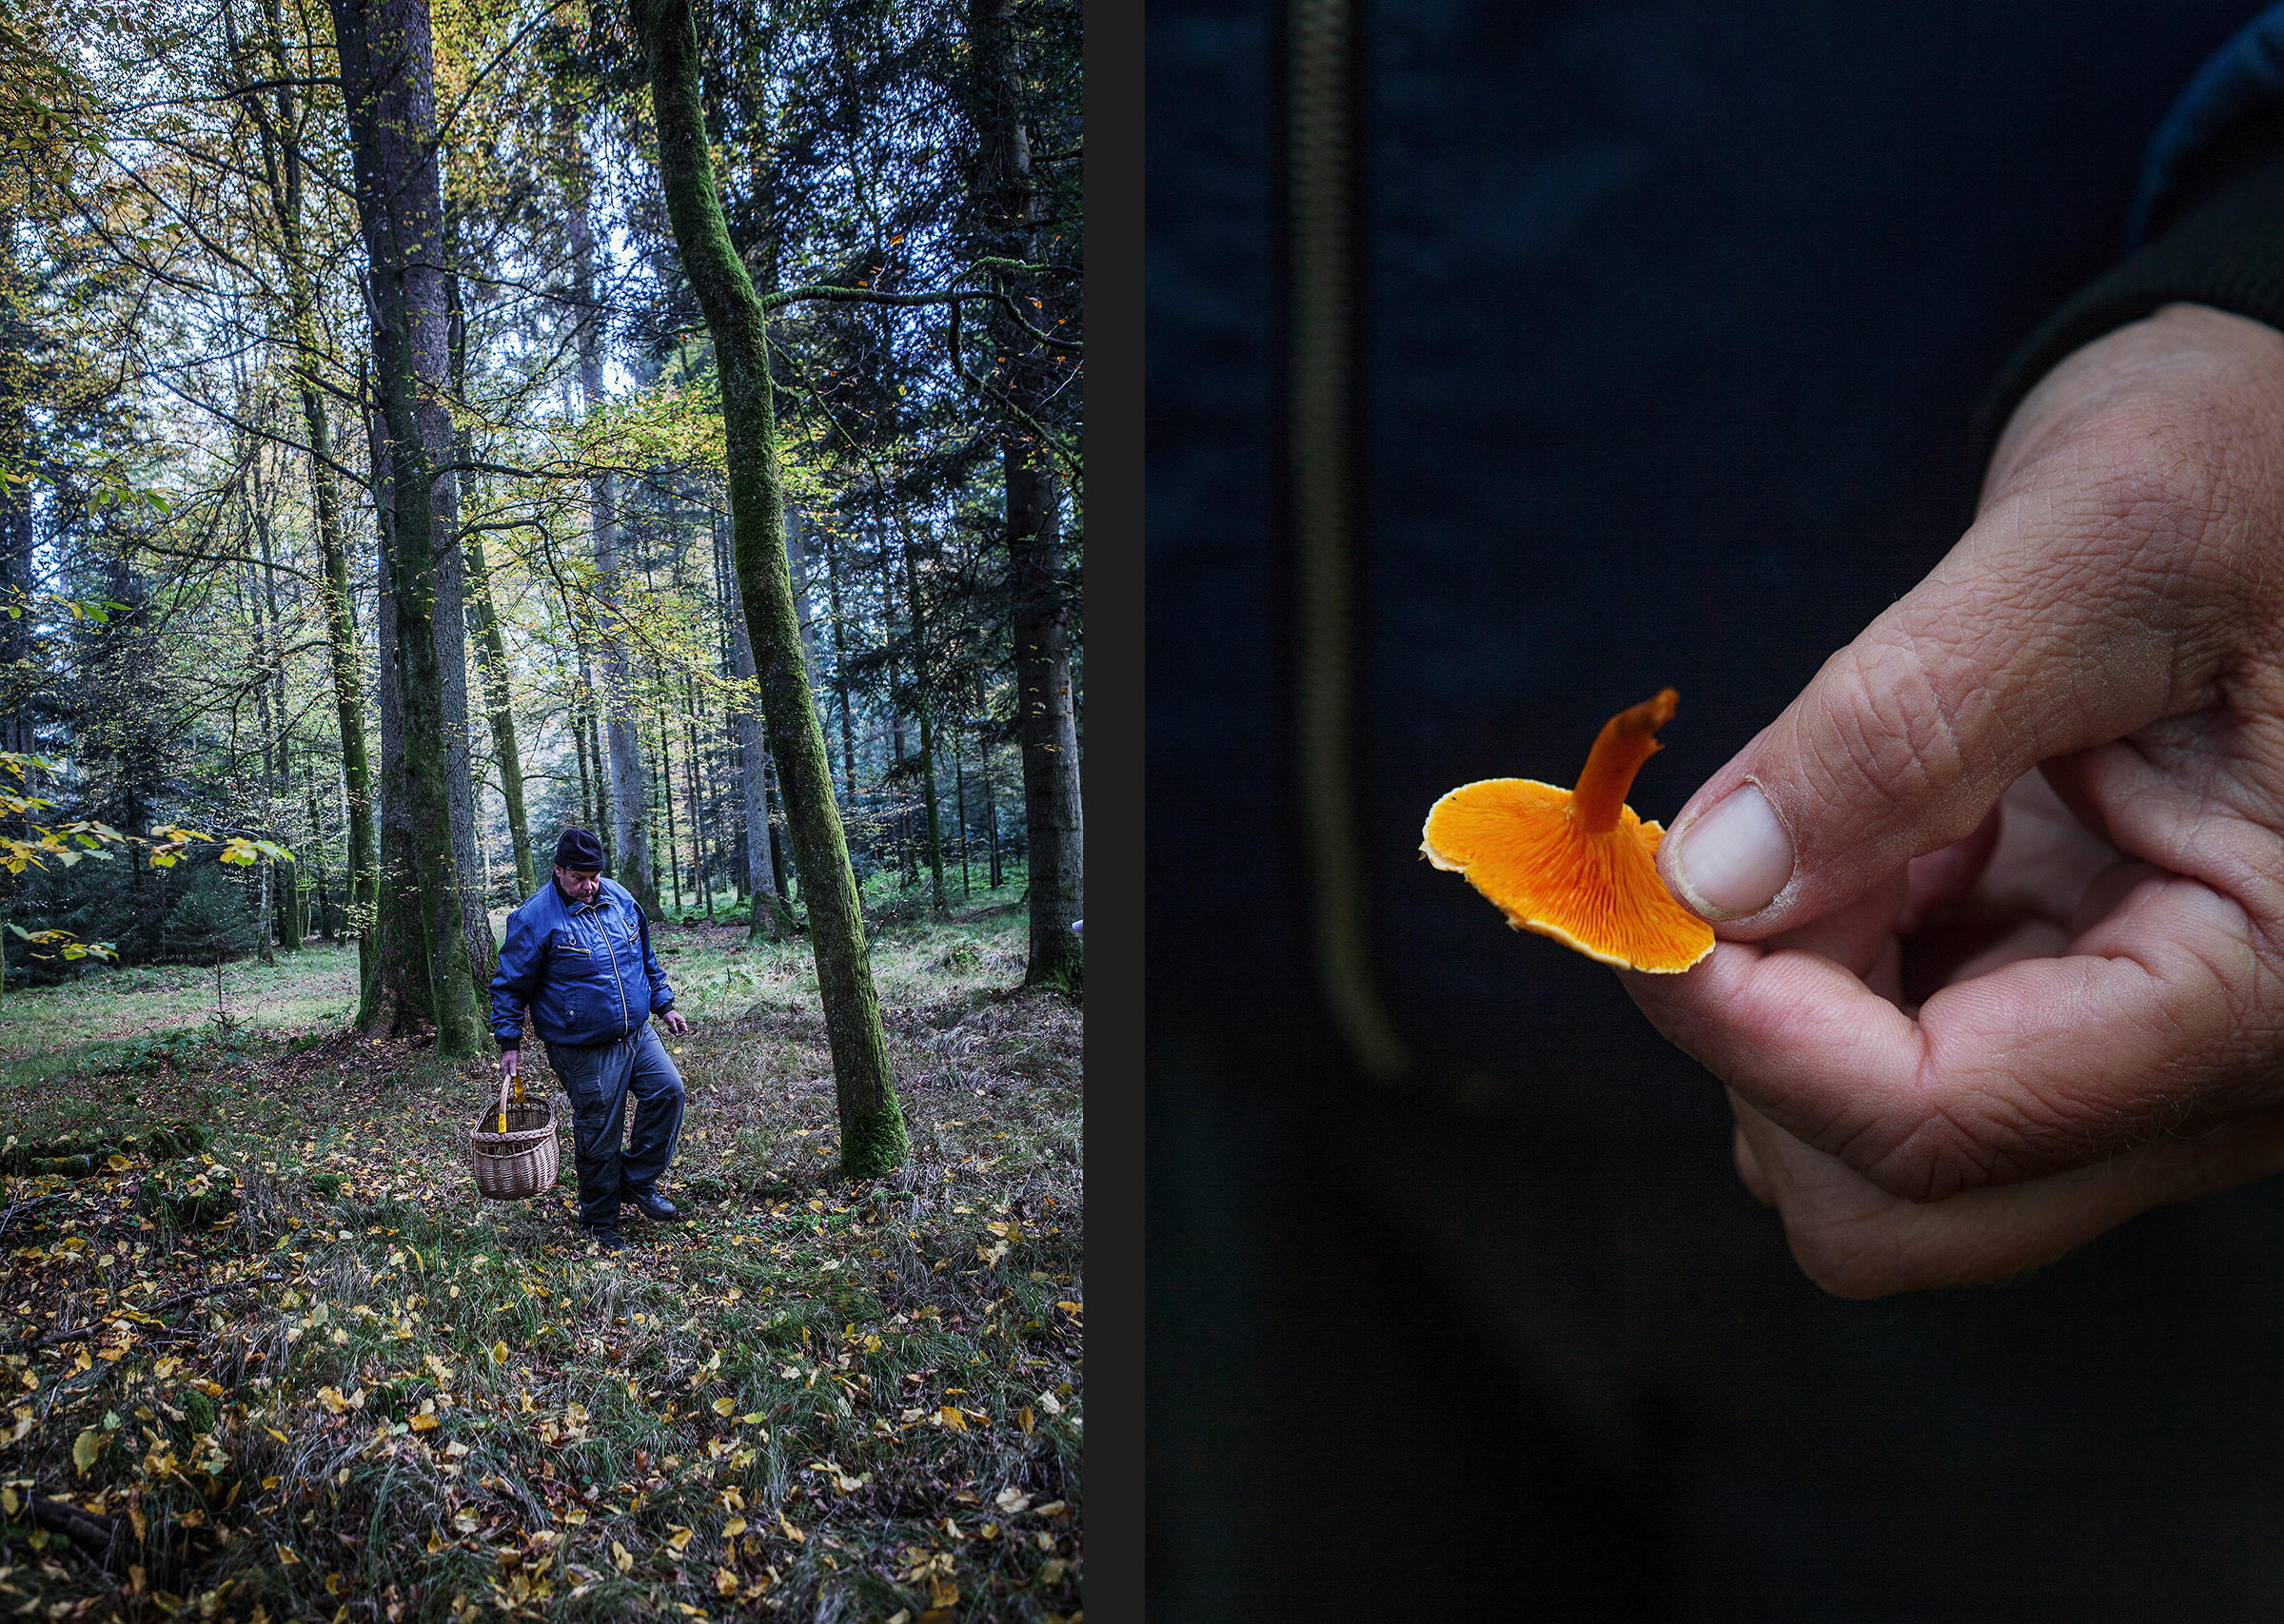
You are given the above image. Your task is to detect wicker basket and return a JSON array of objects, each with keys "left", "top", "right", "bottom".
[{"left": 469, "top": 1076, "right": 560, "bottom": 1201}]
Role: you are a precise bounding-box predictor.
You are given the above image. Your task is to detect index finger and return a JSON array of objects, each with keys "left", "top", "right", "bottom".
[{"left": 1626, "top": 861, "right": 2275, "bottom": 1202}]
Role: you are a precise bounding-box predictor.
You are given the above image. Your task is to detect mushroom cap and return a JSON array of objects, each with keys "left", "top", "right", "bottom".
[{"left": 1421, "top": 777, "right": 1715, "bottom": 972}]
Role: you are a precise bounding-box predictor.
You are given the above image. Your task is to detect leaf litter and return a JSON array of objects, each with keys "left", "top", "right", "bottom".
[{"left": 0, "top": 907, "right": 1081, "bottom": 1621}]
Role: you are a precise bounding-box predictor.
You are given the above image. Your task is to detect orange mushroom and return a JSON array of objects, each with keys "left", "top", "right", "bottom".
[{"left": 1421, "top": 688, "right": 1714, "bottom": 972}]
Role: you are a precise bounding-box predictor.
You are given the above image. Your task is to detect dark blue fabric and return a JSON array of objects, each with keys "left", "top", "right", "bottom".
[
  {"left": 1150, "top": 0, "right": 2269, "bottom": 1126},
  {"left": 549, "top": 1025, "right": 686, "bottom": 1229},
  {"left": 1148, "top": 3, "right": 2284, "bottom": 1617},
  {"left": 488, "top": 877, "right": 674, "bottom": 1050},
  {"left": 2132, "top": 1, "right": 2284, "bottom": 241}
]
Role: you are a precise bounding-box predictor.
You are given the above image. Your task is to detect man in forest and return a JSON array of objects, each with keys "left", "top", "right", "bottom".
[{"left": 491, "top": 829, "right": 692, "bottom": 1251}]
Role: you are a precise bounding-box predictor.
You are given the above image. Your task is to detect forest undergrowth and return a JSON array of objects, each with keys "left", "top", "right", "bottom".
[{"left": 0, "top": 898, "right": 1083, "bottom": 1623}]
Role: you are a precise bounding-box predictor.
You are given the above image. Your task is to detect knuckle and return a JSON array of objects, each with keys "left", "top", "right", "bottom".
[
  {"left": 1803, "top": 632, "right": 1976, "bottom": 822},
  {"left": 1779, "top": 1207, "right": 1913, "bottom": 1301}
]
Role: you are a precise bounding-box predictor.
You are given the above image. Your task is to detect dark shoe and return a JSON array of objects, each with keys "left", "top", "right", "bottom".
[
  {"left": 583, "top": 1227, "right": 629, "bottom": 1253},
  {"left": 625, "top": 1191, "right": 688, "bottom": 1224}
]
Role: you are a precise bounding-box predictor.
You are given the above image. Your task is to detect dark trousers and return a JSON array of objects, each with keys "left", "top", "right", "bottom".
[{"left": 545, "top": 1026, "right": 685, "bottom": 1229}]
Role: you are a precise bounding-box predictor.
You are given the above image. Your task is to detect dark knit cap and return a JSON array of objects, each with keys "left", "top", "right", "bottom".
[{"left": 554, "top": 829, "right": 605, "bottom": 871}]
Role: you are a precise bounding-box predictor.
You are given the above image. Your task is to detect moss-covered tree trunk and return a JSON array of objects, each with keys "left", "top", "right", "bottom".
[
  {"left": 330, "top": 0, "right": 485, "bottom": 1058},
  {"left": 634, "top": 0, "right": 905, "bottom": 1177},
  {"left": 364, "top": 404, "right": 435, "bottom": 1033}
]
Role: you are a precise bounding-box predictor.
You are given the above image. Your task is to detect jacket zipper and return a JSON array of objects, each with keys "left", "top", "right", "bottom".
[
  {"left": 576, "top": 900, "right": 634, "bottom": 1036},
  {"left": 599, "top": 902, "right": 632, "bottom": 1033},
  {"left": 1289, "top": 0, "right": 1409, "bottom": 1083}
]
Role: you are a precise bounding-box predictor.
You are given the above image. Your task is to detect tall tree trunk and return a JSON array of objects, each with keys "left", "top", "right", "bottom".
[
  {"left": 464, "top": 524, "right": 535, "bottom": 898},
  {"left": 972, "top": 0, "right": 1083, "bottom": 986},
  {"left": 366, "top": 403, "right": 433, "bottom": 1030},
  {"left": 564, "top": 117, "right": 660, "bottom": 918},
  {"left": 331, "top": 0, "right": 486, "bottom": 1056},
  {"left": 954, "top": 724, "right": 972, "bottom": 901},
  {"left": 820, "top": 523, "right": 858, "bottom": 806},
  {"left": 684, "top": 673, "right": 711, "bottom": 918},
  {"left": 247, "top": 0, "right": 378, "bottom": 991},
  {"left": 636, "top": 0, "right": 905, "bottom": 1176},
  {"left": 427, "top": 409, "right": 495, "bottom": 988},
  {"left": 900, "top": 521, "right": 947, "bottom": 912},
  {"left": 448, "top": 271, "right": 536, "bottom": 901},
  {"left": 305, "top": 762, "right": 333, "bottom": 939},
  {"left": 876, "top": 524, "right": 911, "bottom": 886},
  {"left": 723, "top": 509, "right": 782, "bottom": 938},
  {"left": 979, "top": 690, "right": 1002, "bottom": 890},
  {"left": 249, "top": 0, "right": 379, "bottom": 996},
  {"left": 658, "top": 702, "right": 680, "bottom": 909},
  {"left": 247, "top": 454, "right": 304, "bottom": 951}
]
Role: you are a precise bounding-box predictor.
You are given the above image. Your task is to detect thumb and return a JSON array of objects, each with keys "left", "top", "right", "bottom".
[{"left": 1658, "top": 472, "right": 2233, "bottom": 934}]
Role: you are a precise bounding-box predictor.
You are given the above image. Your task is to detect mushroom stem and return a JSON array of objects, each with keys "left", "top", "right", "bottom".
[{"left": 1570, "top": 688, "right": 1679, "bottom": 833}]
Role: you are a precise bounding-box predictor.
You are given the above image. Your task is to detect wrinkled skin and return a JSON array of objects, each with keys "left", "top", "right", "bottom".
[{"left": 1623, "top": 303, "right": 2284, "bottom": 1298}]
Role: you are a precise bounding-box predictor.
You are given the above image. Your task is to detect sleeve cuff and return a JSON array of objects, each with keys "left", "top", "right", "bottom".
[{"left": 1974, "top": 149, "right": 2284, "bottom": 465}]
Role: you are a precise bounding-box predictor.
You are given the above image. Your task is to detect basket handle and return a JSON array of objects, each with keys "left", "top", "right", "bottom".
[{"left": 496, "top": 1072, "right": 510, "bottom": 1135}]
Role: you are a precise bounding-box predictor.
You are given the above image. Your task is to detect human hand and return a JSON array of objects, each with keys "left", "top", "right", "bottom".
[
  {"left": 1623, "top": 303, "right": 2284, "bottom": 1298},
  {"left": 661, "top": 1009, "right": 688, "bottom": 1037},
  {"left": 499, "top": 1047, "right": 519, "bottom": 1082}
]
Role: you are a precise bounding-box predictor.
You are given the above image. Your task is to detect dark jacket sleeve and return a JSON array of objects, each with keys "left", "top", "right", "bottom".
[
  {"left": 1976, "top": 4, "right": 2284, "bottom": 460},
  {"left": 490, "top": 904, "right": 547, "bottom": 1049},
  {"left": 636, "top": 908, "right": 675, "bottom": 1017}
]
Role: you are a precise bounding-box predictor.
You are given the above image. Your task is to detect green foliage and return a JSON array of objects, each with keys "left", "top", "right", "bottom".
[{"left": 160, "top": 866, "right": 261, "bottom": 963}]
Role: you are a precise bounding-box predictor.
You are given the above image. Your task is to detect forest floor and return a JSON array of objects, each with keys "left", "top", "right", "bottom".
[{"left": 0, "top": 892, "right": 1083, "bottom": 1623}]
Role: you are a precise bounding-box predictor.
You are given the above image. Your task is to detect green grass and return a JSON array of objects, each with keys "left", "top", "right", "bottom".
[
  {"left": 0, "top": 947, "right": 360, "bottom": 1092},
  {"left": 0, "top": 898, "right": 1082, "bottom": 1621}
]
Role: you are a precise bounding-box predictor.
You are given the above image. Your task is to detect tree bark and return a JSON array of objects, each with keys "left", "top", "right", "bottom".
[
  {"left": 246, "top": 0, "right": 379, "bottom": 995},
  {"left": 900, "top": 520, "right": 947, "bottom": 912},
  {"left": 246, "top": 454, "right": 303, "bottom": 951},
  {"left": 723, "top": 510, "right": 786, "bottom": 938},
  {"left": 564, "top": 118, "right": 661, "bottom": 919},
  {"left": 820, "top": 523, "right": 858, "bottom": 806},
  {"left": 365, "top": 404, "right": 433, "bottom": 1031},
  {"left": 972, "top": 0, "right": 1082, "bottom": 986},
  {"left": 464, "top": 523, "right": 534, "bottom": 898},
  {"left": 331, "top": 0, "right": 487, "bottom": 1056},
  {"left": 635, "top": 0, "right": 905, "bottom": 1176}
]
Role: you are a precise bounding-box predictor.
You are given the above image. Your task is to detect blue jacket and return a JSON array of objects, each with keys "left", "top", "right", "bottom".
[{"left": 488, "top": 877, "right": 675, "bottom": 1049}]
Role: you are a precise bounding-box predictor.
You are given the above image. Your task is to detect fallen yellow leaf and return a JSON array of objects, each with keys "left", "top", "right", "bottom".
[
  {"left": 938, "top": 1406, "right": 968, "bottom": 1432},
  {"left": 667, "top": 1527, "right": 693, "bottom": 1552},
  {"left": 72, "top": 1427, "right": 100, "bottom": 1474},
  {"left": 410, "top": 1414, "right": 440, "bottom": 1433},
  {"left": 722, "top": 1517, "right": 747, "bottom": 1537},
  {"left": 711, "top": 1398, "right": 736, "bottom": 1418}
]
